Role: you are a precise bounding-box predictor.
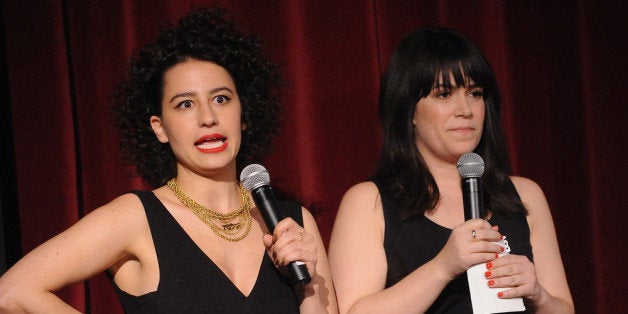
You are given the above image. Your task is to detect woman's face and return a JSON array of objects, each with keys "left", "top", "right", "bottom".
[
  {"left": 413, "top": 77, "right": 485, "bottom": 165},
  {"left": 150, "top": 59, "right": 243, "bottom": 177}
]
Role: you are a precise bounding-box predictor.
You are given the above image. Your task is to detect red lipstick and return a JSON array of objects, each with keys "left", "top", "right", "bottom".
[{"left": 195, "top": 133, "right": 228, "bottom": 153}]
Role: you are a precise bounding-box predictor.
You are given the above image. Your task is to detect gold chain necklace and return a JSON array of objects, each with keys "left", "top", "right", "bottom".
[{"left": 167, "top": 178, "right": 252, "bottom": 242}]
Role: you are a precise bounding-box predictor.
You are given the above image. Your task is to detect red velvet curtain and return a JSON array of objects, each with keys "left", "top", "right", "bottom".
[{"left": 3, "top": 0, "right": 625, "bottom": 312}]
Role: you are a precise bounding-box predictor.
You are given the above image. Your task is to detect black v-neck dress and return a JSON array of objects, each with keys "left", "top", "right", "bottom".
[{"left": 107, "top": 191, "right": 301, "bottom": 313}]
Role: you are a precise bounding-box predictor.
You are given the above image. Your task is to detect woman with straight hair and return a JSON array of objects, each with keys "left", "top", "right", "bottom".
[{"left": 329, "top": 27, "right": 573, "bottom": 313}]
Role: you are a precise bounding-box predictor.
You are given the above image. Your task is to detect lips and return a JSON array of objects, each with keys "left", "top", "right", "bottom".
[
  {"left": 195, "top": 134, "right": 228, "bottom": 153},
  {"left": 449, "top": 126, "right": 475, "bottom": 132}
]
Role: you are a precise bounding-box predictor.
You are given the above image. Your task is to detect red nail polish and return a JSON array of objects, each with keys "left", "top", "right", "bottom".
[
  {"left": 488, "top": 280, "right": 494, "bottom": 286},
  {"left": 497, "top": 292, "right": 504, "bottom": 298},
  {"left": 495, "top": 253, "right": 499, "bottom": 259},
  {"left": 486, "top": 262, "right": 493, "bottom": 269},
  {"left": 485, "top": 271, "right": 491, "bottom": 278},
  {"left": 500, "top": 247, "right": 504, "bottom": 252}
]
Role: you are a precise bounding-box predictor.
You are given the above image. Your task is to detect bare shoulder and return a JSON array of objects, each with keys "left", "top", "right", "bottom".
[
  {"left": 86, "top": 192, "right": 155, "bottom": 274},
  {"left": 510, "top": 176, "right": 553, "bottom": 232},
  {"left": 510, "top": 176, "right": 544, "bottom": 197},
  {"left": 329, "top": 182, "right": 387, "bottom": 313},
  {"left": 510, "top": 176, "right": 550, "bottom": 209},
  {"left": 300, "top": 206, "right": 319, "bottom": 234},
  {"left": 301, "top": 206, "right": 316, "bottom": 225},
  {"left": 66, "top": 192, "right": 152, "bottom": 258},
  {"left": 67, "top": 192, "right": 151, "bottom": 253},
  {"left": 344, "top": 181, "right": 379, "bottom": 197},
  {"left": 0, "top": 192, "right": 151, "bottom": 295},
  {"left": 338, "top": 181, "right": 381, "bottom": 213},
  {"left": 101, "top": 192, "right": 144, "bottom": 211},
  {"left": 332, "top": 181, "right": 384, "bottom": 240},
  {"left": 86, "top": 192, "right": 147, "bottom": 225}
]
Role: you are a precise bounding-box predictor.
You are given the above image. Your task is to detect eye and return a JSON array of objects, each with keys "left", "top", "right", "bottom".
[
  {"left": 175, "top": 100, "right": 194, "bottom": 109},
  {"left": 214, "top": 95, "right": 231, "bottom": 105},
  {"left": 469, "top": 88, "right": 484, "bottom": 98},
  {"left": 434, "top": 89, "right": 452, "bottom": 98}
]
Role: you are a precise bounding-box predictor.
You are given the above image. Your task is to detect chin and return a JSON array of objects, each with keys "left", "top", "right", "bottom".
[
  {"left": 450, "top": 149, "right": 477, "bottom": 160},
  {"left": 458, "top": 142, "right": 480, "bottom": 154}
]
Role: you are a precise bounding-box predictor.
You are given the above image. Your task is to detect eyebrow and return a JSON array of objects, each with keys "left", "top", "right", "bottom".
[
  {"left": 168, "top": 87, "right": 234, "bottom": 103},
  {"left": 432, "top": 83, "right": 481, "bottom": 89}
]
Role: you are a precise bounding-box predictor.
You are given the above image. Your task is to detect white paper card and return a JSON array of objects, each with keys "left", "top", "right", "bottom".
[{"left": 467, "top": 237, "right": 525, "bottom": 313}]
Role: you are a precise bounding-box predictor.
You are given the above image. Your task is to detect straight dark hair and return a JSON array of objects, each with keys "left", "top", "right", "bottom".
[{"left": 375, "top": 27, "right": 526, "bottom": 220}]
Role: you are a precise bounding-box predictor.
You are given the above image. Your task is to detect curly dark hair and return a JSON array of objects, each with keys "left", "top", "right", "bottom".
[
  {"left": 112, "top": 7, "right": 283, "bottom": 187},
  {"left": 375, "top": 27, "right": 526, "bottom": 220}
]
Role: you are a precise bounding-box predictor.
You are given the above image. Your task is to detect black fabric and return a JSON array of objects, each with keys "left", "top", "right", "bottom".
[
  {"left": 108, "top": 190, "right": 302, "bottom": 313},
  {"left": 373, "top": 178, "right": 533, "bottom": 313}
]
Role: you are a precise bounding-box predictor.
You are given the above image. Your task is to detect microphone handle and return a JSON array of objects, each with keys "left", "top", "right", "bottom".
[
  {"left": 462, "top": 177, "right": 484, "bottom": 220},
  {"left": 251, "top": 186, "right": 312, "bottom": 286}
]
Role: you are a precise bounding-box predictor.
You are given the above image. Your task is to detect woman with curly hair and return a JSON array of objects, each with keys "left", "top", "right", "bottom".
[{"left": 0, "top": 8, "right": 337, "bottom": 313}]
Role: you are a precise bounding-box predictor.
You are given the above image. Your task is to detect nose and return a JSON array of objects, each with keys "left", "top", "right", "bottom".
[
  {"left": 453, "top": 93, "right": 473, "bottom": 118},
  {"left": 198, "top": 103, "right": 218, "bottom": 127}
]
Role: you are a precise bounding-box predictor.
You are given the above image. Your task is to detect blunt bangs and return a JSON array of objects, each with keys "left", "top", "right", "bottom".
[{"left": 409, "top": 29, "right": 496, "bottom": 100}]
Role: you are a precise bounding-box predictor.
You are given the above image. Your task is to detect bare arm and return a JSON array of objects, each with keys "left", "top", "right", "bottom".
[
  {"left": 0, "top": 194, "right": 146, "bottom": 312},
  {"left": 488, "top": 176, "right": 574, "bottom": 313},
  {"left": 263, "top": 208, "right": 338, "bottom": 314},
  {"left": 300, "top": 208, "right": 338, "bottom": 313},
  {"left": 329, "top": 182, "right": 502, "bottom": 314}
]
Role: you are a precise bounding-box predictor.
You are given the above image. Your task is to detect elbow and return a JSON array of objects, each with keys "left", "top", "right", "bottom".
[
  {"left": 526, "top": 294, "right": 575, "bottom": 314},
  {"left": 0, "top": 284, "right": 26, "bottom": 312},
  {"left": 562, "top": 298, "right": 575, "bottom": 314},
  {"left": 341, "top": 300, "right": 364, "bottom": 314}
]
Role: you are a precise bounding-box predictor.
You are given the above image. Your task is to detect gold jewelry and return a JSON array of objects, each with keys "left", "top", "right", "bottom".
[{"left": 167, "top": 178, "right": 252, "bottom": 242}]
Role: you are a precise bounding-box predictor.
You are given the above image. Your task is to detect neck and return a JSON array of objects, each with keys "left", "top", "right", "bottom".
[
  {"left": 424, "top": 157, "right": 459, "bottom": 180},
  {"left": 422, "top": 156, "right": 464, "bottom": 201},
  {"left": 166, "top": 174, "right": 253, "bottom": 242},
  {"left": 171, "top": 168, "right": 242, "bottom": 214}
]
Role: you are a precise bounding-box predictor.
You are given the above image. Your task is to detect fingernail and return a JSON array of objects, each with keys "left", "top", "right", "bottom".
[
  {"left": 497, "top": 292, "right": 504, "bottom": 298},
  {"left": 485, "top": 271, "right": 491, "bottom": 278},
  {"left": 488, "top": 280, "right": 494, "bottom": 286},
  {"left": 486, "top": 262, "right": 493, "bottom": 269},
  {"left": 495, "top": 253, "right": 499, "bottom": 259},
  {"left": 500, "top": 247, "right": 504, "bottom": 252}
]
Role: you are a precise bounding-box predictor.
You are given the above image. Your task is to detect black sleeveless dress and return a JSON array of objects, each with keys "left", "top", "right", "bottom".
[
  {"left": 373, "top": 179, "right": 533, "bottom": 313},
  {"left": 107, "top": 191, "right": 301, "bottom": 313}
]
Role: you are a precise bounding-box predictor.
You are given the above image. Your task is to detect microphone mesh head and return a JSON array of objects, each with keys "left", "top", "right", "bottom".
[
  {"left": 457, "top": 153, "right": 485, "bottom": 178},
  {"left": 240, "top": 164, "right": 270, "bottom": 191}
]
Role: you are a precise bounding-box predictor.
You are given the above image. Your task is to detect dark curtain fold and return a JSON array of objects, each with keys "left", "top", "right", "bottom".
[{"left": 2, "top": 0, "right": 625, "bottom": 312}]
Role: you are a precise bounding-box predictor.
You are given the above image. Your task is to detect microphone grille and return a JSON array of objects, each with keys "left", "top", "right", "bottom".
[
  {"left": 240, "top": 164, "right": 270, "bottom": 191},
  {"left": 457, "top": 153, "right": 485, "bottom": 178}
]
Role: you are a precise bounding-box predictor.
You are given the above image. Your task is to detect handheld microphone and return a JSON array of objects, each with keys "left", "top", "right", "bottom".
[
  {"left": 240, "top": 164, "right": 311, "bottom": 286},
  {"left": 457, "top": 153, "right": 485, "bottom": 220}
]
